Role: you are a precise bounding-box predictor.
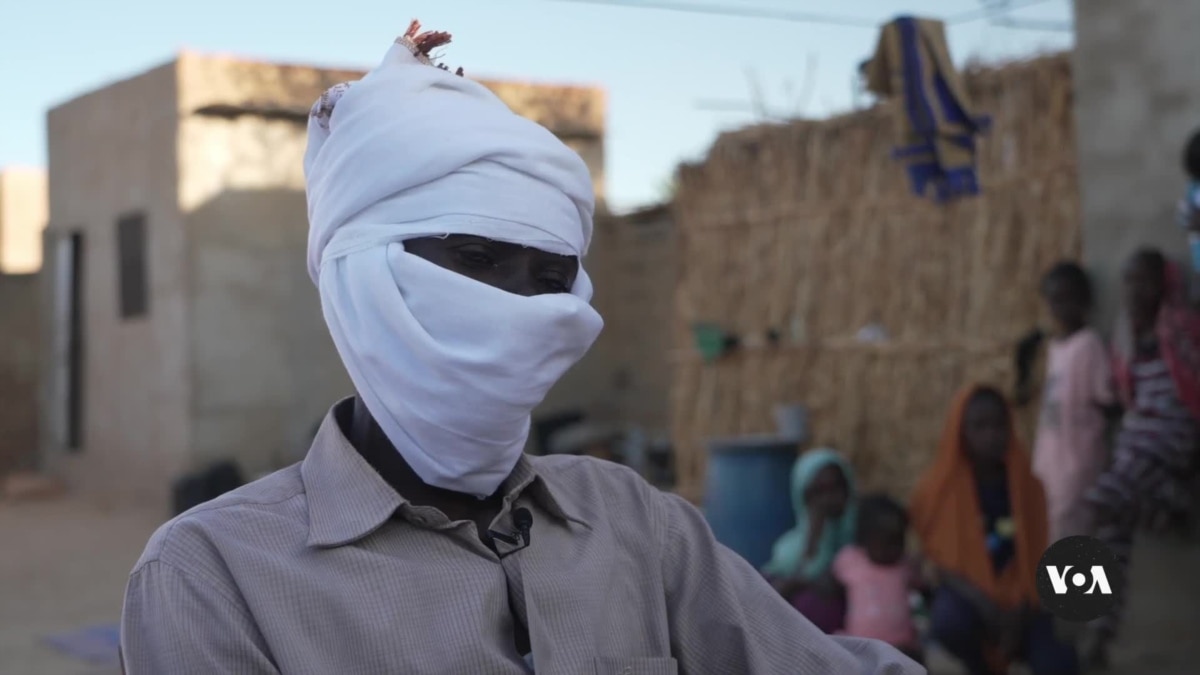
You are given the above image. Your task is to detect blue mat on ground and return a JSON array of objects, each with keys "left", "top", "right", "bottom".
[{"left": 42, "top": 623, "right": 120, "bottom": 664}]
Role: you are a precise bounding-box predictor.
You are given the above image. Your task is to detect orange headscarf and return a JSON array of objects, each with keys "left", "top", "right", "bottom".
[{"left": 909, "top": 386, "right": 1048, "bottom": 610}]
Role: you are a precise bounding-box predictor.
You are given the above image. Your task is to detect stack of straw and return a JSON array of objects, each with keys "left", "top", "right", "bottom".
[{"left": 670, "top": 54, "right": 1078, "bottom": 499}]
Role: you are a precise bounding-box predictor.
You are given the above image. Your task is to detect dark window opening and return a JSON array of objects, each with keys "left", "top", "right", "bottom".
[
  {"left": 117, "top": 213, "right": 149, "bottom": 318},
  {"left": 66, "top": 232, "right": 84, "bottom": 451}
]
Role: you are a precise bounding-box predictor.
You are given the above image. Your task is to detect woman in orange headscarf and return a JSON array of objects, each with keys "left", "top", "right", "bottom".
[{"left": 910, "top": 386, "right": 1079, "bottom": 675}]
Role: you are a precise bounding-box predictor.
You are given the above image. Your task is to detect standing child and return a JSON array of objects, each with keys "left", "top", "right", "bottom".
[
  {"left": 1025, "top": 262, "right": 1118, "bottom": 542},
  {"left": 832, "top": 494, "right": 924, "bottom": 664}
]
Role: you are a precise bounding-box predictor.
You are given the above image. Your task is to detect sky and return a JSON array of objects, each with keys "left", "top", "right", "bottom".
[{"left": 0, "top": 0, "right": 1073, "bottom": 212}]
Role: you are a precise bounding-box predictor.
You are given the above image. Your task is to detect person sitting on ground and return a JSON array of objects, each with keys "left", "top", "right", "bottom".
[
  {"left": 911, "top": 386, "right": 1079, "bottom": 675},
  {"left": 118, "top": 22, "right": 921, "bottom": 675},
  {"left": 1018, "top": 261, "right": 1118, "bottom": 543},
  {"left": 762, "top": 448, "right": 858, "bottom": 635},
  {"left": 832, "top": 493, "right": 925, "bottom": 665},
  {"left": 1080, "top": 247, "right": 1200, "bottom": 668}
]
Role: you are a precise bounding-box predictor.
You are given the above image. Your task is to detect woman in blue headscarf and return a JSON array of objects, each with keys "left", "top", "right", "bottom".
[{"left": 763, "top": 448, "right": 858, "bottom": 634}]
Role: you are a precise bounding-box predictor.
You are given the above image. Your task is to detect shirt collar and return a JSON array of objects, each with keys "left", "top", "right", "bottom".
[
  {"left": 502, "top": 454, "right": 592, "bottom": 530},
  {"left": 302, "top": 399, "right": 590, "bottom": 548}
]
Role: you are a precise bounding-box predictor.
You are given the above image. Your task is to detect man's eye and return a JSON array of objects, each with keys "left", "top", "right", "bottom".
[
  {"left": 539, "top": 276, "right": 570, "bottom": 294},
  {"left": 456, "top": 248, "right": 496, "bottom": 268}
]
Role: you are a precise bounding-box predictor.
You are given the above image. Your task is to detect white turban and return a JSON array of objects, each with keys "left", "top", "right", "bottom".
[{"left": 304, "top": 25, "right": 603, "bottom": 497}]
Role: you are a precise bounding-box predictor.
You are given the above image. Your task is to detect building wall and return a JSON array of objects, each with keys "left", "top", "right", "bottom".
[
  {"left": 42, "top": 61, "right": 189, "bottom": 506},
  {"left": 1073, "top": 0, "right": 1200, "bottom": 327},
  {"left": 177, "top": 55, "right": 356, "bottom": 477},
  {"left": 174, "top": 54, "right": 608, "bottom": 203},
  {"left": 0, "top": 168, "right": 48, "bottom": 274},
  {"left": 0, "top": 273, "right": 40, "bottom": 475},
  {"left": 0, "top": 170, "right": 46, "bottom": 474},
  {"left": 178, "top": 117, "right": 339, "bottom": 477},
  {"left": 588, "top": 205, "right": 674, "bottom": 432}
]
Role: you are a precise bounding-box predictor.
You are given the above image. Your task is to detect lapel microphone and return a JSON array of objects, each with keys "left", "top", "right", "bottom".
[{"left": 490, "top": 507, "right": 534, "bottom": 559}]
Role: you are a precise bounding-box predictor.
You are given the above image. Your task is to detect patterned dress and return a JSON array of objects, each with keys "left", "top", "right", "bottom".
[{"left": 1087, "top": 342, "right": 1199, "bottom": 637}]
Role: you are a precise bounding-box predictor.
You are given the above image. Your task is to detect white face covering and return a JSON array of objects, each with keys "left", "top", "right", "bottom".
[{"left": 304, "top": 25, "right": 603, "bottom": 497}]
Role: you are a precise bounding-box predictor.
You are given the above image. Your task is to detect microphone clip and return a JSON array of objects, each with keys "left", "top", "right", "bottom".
[{"left": 490, "top": 507, "right": 533, "bottom": 559}]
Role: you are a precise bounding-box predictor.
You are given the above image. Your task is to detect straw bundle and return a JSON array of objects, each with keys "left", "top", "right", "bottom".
[{"left": 670, "top": 54, "right": 1078, "bottom": 499}]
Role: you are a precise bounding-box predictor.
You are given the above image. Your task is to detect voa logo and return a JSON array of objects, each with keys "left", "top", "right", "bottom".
[
  {"left": 1044, "top": 565, "right": 1112, "bottom": 595},
  {"left": 1035, "top": 535, "right": 1123, "bottom": 622}
]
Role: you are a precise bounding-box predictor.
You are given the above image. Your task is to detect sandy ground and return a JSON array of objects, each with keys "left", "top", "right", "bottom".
[
  {"left": 924, "top": 532, "right": 1200, "bottom": 675},
  {"left": 2, "top": 495, "right": 1198, "bottom": 674},
  {"left": 0, "top": 496, "right": 164, "bottom": 675}
]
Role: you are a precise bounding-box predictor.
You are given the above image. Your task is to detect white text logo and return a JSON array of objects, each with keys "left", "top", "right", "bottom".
[{"left": 1044, "top": 565, "right": 1112, "bottom": 595}]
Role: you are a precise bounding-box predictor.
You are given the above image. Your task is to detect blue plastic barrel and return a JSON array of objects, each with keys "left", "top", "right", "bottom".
[{"left": 702, "top": 437, "right": 798, "bottom": 570}]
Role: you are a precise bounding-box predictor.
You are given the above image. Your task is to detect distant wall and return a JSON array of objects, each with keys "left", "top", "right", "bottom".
[
  {"left": 0, "top": 273, "right": 40, "bottom": 475},
  {"left": 592, "top": 205, "right": 674, "bottom": 431},
  {"left": 0, "top": 168, "right": 47, "bottom": 274},
  {"left": 43, "top": 61, "right": 188, "bottom": 506},
  {"left": 1073, "top": 0, "right": 1200, "bottom": 326},
  {"left": 178, "top": 53, "right": 354, "bottom": 475},
  {"left": 0, "top": 169, "right": 46, "bottom": 474},
  {"left": 185, "top": 186, "right": 347, "bottom": 476}
]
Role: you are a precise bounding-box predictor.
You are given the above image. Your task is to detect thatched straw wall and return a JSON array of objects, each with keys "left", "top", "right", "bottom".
[{"left": 670, "top": 54, "right": 1078, "bottom": 500}]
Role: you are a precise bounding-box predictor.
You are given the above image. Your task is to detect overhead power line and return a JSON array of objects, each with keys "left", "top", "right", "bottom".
[
  {"left": 989, "top": 17, "right": 1073, "bottom": 32},
  {"left": 546, "top": 0, "right": 1063, "bottom": 29},
  {"left": 944, "top": 0, "right": 1062, "bottom": 23},
  {"left": 545, "top": 0, "right": 877, "bottom": 27}
]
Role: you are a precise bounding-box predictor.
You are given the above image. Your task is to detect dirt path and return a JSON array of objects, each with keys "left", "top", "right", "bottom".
[
  {"left": 1103, "top": 534, "right": 1200, "bottom": 673},
  {"left": 0, "top": 497, "right": 164, "bottom": 675},
  {"left": 926, "top": 533, "right": 1200, "bottom": 674}
]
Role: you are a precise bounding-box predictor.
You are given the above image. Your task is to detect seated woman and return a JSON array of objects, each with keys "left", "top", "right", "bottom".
[
  {"left": 762, "top": 448, "right": 858, "bottom": 634},
  {"left": 910, "top": 386, "right": 1079, "bottom": 675}
]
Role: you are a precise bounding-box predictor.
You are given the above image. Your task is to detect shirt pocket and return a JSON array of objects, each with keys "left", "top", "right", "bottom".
[{"left": 593, "top": 656, "right": 679, "bottom": 675}]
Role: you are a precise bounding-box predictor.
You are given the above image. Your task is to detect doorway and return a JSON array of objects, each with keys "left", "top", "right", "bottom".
[{"left": 52, "top": 232, "right": 84, "bottom": 452}]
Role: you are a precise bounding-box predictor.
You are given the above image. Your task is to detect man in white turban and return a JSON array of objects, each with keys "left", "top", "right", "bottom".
[{"left": 120, "top": 22, "right": 921, "bottom": 674}]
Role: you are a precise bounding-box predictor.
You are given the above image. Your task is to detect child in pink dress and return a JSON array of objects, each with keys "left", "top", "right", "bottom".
[
  {"left": 832, "top": 494, "right": 924, "bottom": 664},
  {"left": 1024, "top": 262, "right": 1118, "bottom": 542}
]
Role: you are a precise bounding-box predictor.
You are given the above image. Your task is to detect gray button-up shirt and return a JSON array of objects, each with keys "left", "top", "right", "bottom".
[{"left": 121, "top": 401, "right": 922, "bottom": 674}]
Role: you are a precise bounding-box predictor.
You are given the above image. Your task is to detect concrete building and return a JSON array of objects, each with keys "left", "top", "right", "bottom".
[
  {"left": 586, "top": 204, "right": 674, "bottom": 433},
  {"left": 0, "top": 168, "right": 47, "bottom": 477},
  {"left": 39, "top": 52, "right": 606, "bottom": 508},
  {"left": 1073, "top": 0, "right": 1200, "bottom": 325},
  {"left": 0, "top": 272, "right": 40, "bottom": 477},
  {"left": 0, "top": 168, "right": 47, "bottom": 274}
]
